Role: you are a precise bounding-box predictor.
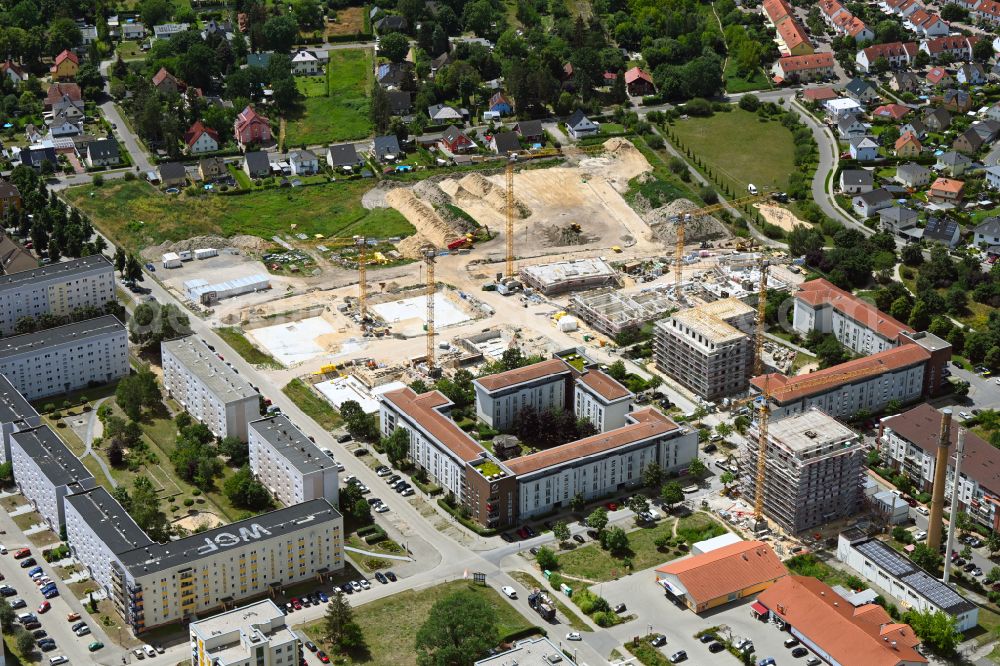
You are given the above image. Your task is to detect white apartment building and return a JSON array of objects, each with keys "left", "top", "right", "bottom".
[
  {"left": 11, "top": 425, "right": 96, "bottom": 531},
  {"left": 248, "top": 415, "right": 339, "bottom": 509},
  {"left": 64, "top": 486, "right": 153, "bottom": 595},
  {"left": 161, "top": 337, "right": 260, "bottom": 441},
  {"left": 0, "top": 373, "right": 39, "bottom": 463},
  {"left": 838, "top": 529, "right": 978, "bottom": 631},
  {"left": 573, "top": 369, "right": 633, "bottom": 432},
  {"left": 792, "top": 278, "right": 912, "bottom": 354},
  {"left": 0, "top": 255, "right": 115, "bottom": 336},
  {"left": 473, "top": 359, "right": 572, "bottom": 431},
  {"left": 0, "top": 315, "right": 128, "bottom": 400},
  {"left": 190, "top": 599, "right": 299, "bottom": 666}
]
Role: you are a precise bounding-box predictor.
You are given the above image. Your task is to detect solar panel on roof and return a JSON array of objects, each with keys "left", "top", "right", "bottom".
[
  {"left": 901, "top": 571, "right": 971, "bottom": 612},
  {"left": 855, "top": 540, "right": 912, "bottom": 577}
]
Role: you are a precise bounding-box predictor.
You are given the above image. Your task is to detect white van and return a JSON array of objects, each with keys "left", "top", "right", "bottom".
[
  {"left": 49, "top": 657, "right": 69, "bottom": 666},
  {"left": 748, "top": 183, "right": 758, "bottom": 195}
]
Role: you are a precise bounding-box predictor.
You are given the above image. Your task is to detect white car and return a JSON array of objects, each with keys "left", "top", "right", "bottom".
[
  {"left": 374, "top": 503, "right": 390, "bottom": 513},
  {"left": 995, "top": 377, "right": 1000, "bottom": 385},
  {"left": 501, "top": 586, "right": 517, "bottom": 599},
  {"left": 915, "top": 530, "right": 927, "bottom": 540},
  {"left": 144, "top": 645, "right": 156, "bottom": 658},
  {"left": 566, "top": 632, "right": 581, "bottom": 641},
  {"left": 917, "top": 506, "right": 930, "bottom": 516},
  {"left": 0, "top": 545, "right": 6, "bottom": 554},
  {"left": 959, "top": 412, "right": 972, "bottom": 420},
  {"left": 49, "top": 657, "right": 68, "bottom": 666},
  {"left": 359, "top": 579, "right": 371, "bottom": 590}
]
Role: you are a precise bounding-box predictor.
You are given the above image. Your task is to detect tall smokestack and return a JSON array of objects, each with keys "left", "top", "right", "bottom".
[
  {"left": 943, "top": 429, "right": 966, "bottom": 584},
  {"left": 927, "top": 408, "right": 953, "bottom": 550}
]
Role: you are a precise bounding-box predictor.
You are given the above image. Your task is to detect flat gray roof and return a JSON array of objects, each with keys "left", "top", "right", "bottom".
[
  {"left": 11, "top": 425, "right": 94, "bottom": 487},
  {"left": 249, "top": 415, "right": 337, "bottom": 474},
  {"left": 116, "top": 499, "right": 341, "bottom": 575},
  {"left": 0, "top": 315, "right": 124, "bottom": 360},
  {"left": 65, "top": 486, "right": 153, "bottom": 554},
  {"left": 766, "top": 408, "right": 858, "bottom": 453},
  {"left": 0, "top": 254, "right": 111, "bottom": 291},
  {"left": 0, "top": 374, "right": 37, "bottom": 424},
  {"left": 161, "top": 336, "right": 257, "bottom": 402}
]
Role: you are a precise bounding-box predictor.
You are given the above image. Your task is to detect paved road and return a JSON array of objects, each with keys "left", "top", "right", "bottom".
[{"left": 98, "top": 59, "right": 152, "bottom": 174}]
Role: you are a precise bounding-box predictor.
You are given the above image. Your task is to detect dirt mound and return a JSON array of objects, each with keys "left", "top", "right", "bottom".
[
  {"left": 647, "top": 198, "right": 730, "bottom": 245},
  {"left": 141, "top": 235, "right": 271, "bottom": 261},
  {"left": 385, "top": 189, "right": 464, "bottom": 259},
  {"left": 601, "top": 138, "right": 652, "bottom": 179},
  {"left": 756, "top": 203, "right": 809, "bottom": 233},
  {"left": 411, "top": 179, "right": 451, "bottom": 206},
  {"left": 453, "top": 173, "right": 530, "bottom": 218}
]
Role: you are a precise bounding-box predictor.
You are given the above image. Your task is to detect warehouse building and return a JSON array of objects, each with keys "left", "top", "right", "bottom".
[
  {"left": 838, "top": 529, "right": 978, "bottom": 632},
  {"left": 473, "top": 358, "right": 572, "bottom": 431},
  {"left": 0, "top": 373, "right": 39, "bottom": 463},
  {"left": 653, "top": 298, "right": 756, "bottom": 400},
  {"left": 0, "top": 315, "right": 128, "bottom": 400},
  {"left": 518, "top": 258, "right": 618, "bottom": 295},
  {"left": 740, "top": 408, "right": 864, "bottom": 533},
  {"left": 11, "top": 425, "right": 96, "bottom": 532},
  {"left": 654, "top": 540, "right": 787, "bottom": 613},
  {"left": 879, "top": 403, "right": 1000, "bottom": 531},
  {"left": 190, "top": 599, "right": 299, "bottom": 666},
  {"left": 161, "top": 337, "right": 260, "bottom": 441},
  {"left": 248, "top": 415, "right": 339, "bottom": 509},
  {"left": 184, "top": 274, "right": 270, "bottom": 305},
  {"left": 573, "top": 369, "right": 633, "bottom": 432},
  {"left": 570, "top": 288, "right": 674, "bottom": 339},
  {"left": 0, "top": 255, "right": 115, "bottom": 336}
]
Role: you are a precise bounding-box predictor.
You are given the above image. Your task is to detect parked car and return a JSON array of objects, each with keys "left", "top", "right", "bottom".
[
  {"left": 88, "top": 641, "right": 104, "bottom": 652},
  {"left": 567, "top": 632, "right": 582, "bottom": 641},
  {"left": 75, "top": 626, "right": 91, "bottom": 636},
  {"left": 13, "top": 548, "right": 30, "bottom": 559},
  {"left": 9, "top": 598, "right": 25, "bottom": 609},
  {"left": 650, "top": 634, "right": 667, "bottom": 647},
  {"left": 143, "top": 645, "right": 156, "bottom": 658},
  {"left": 573, "top": 534, "right": 585, "bottom": 544},
  {"left": 305, "top": 641, "right": 317, "bottom": 652},
  {"left": 792, "top": 647, "right": 809, "bottom": 658},
  {"left": 132, "top": 648, "right": 145, "bottom": 660},
  {"left": 374, "top": 572, "right": 388, "bottom": 584},
  {"left": 19, "top": 558, "right": 36, "bottom": 568},
  {"left": 501, "top": 586, "right": 517, "bottom": 599},
  {"left": 669, "top": 651, "right": 687, "bottom": 663},
  {"left": 37, "top": 601, "right": 49, "bottom": 614},
  {"left": 708, "top": 642, "right": 725, "bottom": 653},
  {"left": 386, "top": 571, "right": 397, "bottom": 582},
  {"left": 614, "top": 603, "right": 627, "bottom": 613}
]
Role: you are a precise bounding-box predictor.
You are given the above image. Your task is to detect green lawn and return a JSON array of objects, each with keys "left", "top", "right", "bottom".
[
  {"left": 284, "top": 49, "right": 373, "bottom": 146},
  {"left": 301, "top": 581, "right": 537, "bottom": 665},
  {"left": 558, "top": 519, "right": 680, "bottom": 582},
  {"left": 724, "top": 61, "right": 773, "bottom": 94},
  {"left": 282, "top": 378, "right": 343, "bottom": 431},
  {"left": 65, "top": 179, "right": 413, "bottom": 251},
  {"left": 670, "top": 108, "right": 797, "bottom": 194},
  {"left": 216, "top": 327, "right": 281, "bottom": 369}
]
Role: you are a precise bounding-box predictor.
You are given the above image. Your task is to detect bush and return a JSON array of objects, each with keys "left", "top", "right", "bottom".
[
  {"left": 593, "top": 610, "right": 618, "bottom": 627},
  {"left": 123, "top": 171, "right": 136, "bottom": 181},
  {"left": 192, "top": 489, "right": 201, "bottom": 496},
  {"left": 183, "top": 498, "right": 194, "bottom": 507},
  {"left": 52, "top": 411, "right": 62, "bottom": 420},
  {"left": 644, "top": 134, "right": 664, "bottom": 149},
  {"left": 92, "top": 174, "right": 104, "bottom": 186}
]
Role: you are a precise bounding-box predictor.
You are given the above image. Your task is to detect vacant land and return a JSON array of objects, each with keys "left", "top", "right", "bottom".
[
  {"left": 216, "top": 327, "right": 281, "bottom": 369},
  {"left": 284, "top": 49, "right": 373, "bottom": 146},
  {"left": 670, "top": 108, "right": 796, "bottom": 193},
  {"left": 326, "top": 6, "right": 366, "bottom": 36},
  {"left": 282, "top": 379, "right": 343, "bottom": 431},
  {"left": 302, "top": 581, "right": 536, "bottom": 665},
  {"left": 66, "top": 180, "right": 412, "bottom": 250},
  {"left": 724, "top": 60, "right": 772, "bottom": 94}
]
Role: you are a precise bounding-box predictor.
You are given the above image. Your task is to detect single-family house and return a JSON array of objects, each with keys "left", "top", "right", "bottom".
[
  {"left": 879, "top": 206, "right": 920, "bottom": 237},
  {"left": 566, "top": 110, "right": 599, "bottom": 139},
  {"left": 974, "top": 217, "right": 1000, "bottom": 246},
  {"left": 924, "top": 216, "right": 961, "bottom": 247},
  {"left": 233, "top": 105, "right": 272, "bottom": 150},
  {"left": 184, "top": 121, "right": 220, "bottom": 154},
  {"left": 386, "top": 91, "right": 412, "bottom": 116},
  {"left": 844, "top": 77, "right": 879, "bottom": 104},
  {"left": 48, "top": 108, "right": 82, "bottom": 137},
  {"left": 490, "top": 131, "right": 521, "bottom": 155},
  {"left": 430, "top": 51, "right": 452, "bottom": 76},
  {"left": 49, "top": 50, "right": 78, "bottom": 81},
  {"left": 514, "top": 120, "right": 544, "bottom": 144},
  {"left": 85, "top": 138, "right": 120, "bottom": 168},
  {"left": 772, "top": 53, "right": 836, "bottom": 83},
  {"left": 926, "top": 67, "right": 952, "bottom": 87},
  {"left": 0, "top": 60, "right": 28, "bottom": 86},
  {"left": 901, "top": 119, "right": 927, "bottom": 138},
  {"left": 842, "top": 16, "right": 875, "bottom": 42},
  {"left": 288, "top": 149, "right": 319, "bottom": 175},
  {"left": 984, "top": 143, "right": 1000, "bottom": 166},
  {"left": 198, "top": 157, "right": 227, "bottom": 182},
  {"left": 427, "top": 104, "right": 463, "bottom": 123},
  {"left": 840, "top": 170, "right": 873, "bottom": 193},
  {"left": 0, "top": 181, "right": 21, "bottom": 216},
  {"left": 152, "top": 67, "right": 182, "bottom": 94},
  {"left": 920, "top": 35, "right": 977, "bottom": 61},
  {"left": 953, "top": 128, "right": 985, "bottom": 154},
  {"left": 957, "top": 63, "right": 987, "bottom": 85},
  {"left": 837, "top": 114, "right": 867, "bottom": 139},
  {"left": 375, "top": 62, "right": 413, "bottom": 89},
  {"left": 853, "top": 189, "right": 893, "bottom": 217},
  {"left": 122, "top": 22, "right": 146, "bottom": 39},
  {"left": 895, "top": 132, "right": 922, "bottom": 157},
  {"left": 776, "top": 18, "right": 813, "bottom": 56},
  {"left": 856, "top": 42, "right": 918, "bottom": 73},
  {"left": 44, "top": 83, "right": 82, "bottom": 111},
  {"left": 907, "top": 9, "right": 950, "bottom": 36},
  {"left": 488, "top": 92, "right": 513, "bottom": 116},
  {"left": 928, "top": 177, "right": 965, "bottom": 203},
  {"left": 873, "top": 104, "right": 911, "bottom": 121},
  {"left": 371, "top": 135, "right": 403, "bottom": 162},
  {"left": 985, "top": 166, "right": 1000, "bottom": 190},
  {"left": 978, "top": 0, "right": 1000, "bottom": 24},
  {"left": 158, "top": 162, "right": 187, "bottom": 188},
  {"left": 973, "top": 119, "right": 1000, "bottom": 143},
  {"left": 200, "top": 19, "right": 234, "bottom": 41},
  {"left": 942, "top": 89, "right": 973, "bottom": 113},
  {"left": 19, "top": 147, "right": 57, "bottom": 170},
  {"left": 623, "top": 67, "right": 655, "bottom": 96},
  {"left": 438, "top": 126, "right": 476, "bottom": 154},
  {"left": 849, "top": 136, "right": 879, "bottom": 161},
  {"left": 936, "top": 150, "right": 971, "bottom": 176},
  {"left": 374, "top": 15, "right": 408, "bottom": 33},
  {"left": 987, "top": 103, "right": 1000, "bottom": 122},
  {"left": 327, "top": 143, "right": 364, "bottom": 170},
  {"left": 291, "top": 50, "right": 320, "bottom": 75},
  {"left": 803, "top": 87, "right": 839, "bottom": 102},
  {"left": 924, "top": 108, "right": 953, "bottom": 133},
  {"left": 889, "top": 70, "right": 919, "bottom": 93},
  {"left": 243, "top": 151, "right": 271, "bottom": 179},
  {"left": 895, "top": 162, "right": 932, "bottom": 188},
  {"left": 153, "top": 23, "right": 189, "bottom": 40}
]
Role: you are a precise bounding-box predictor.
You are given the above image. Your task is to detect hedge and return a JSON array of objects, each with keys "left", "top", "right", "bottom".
[{"left": 437, "top": 499, "right": 497, "bottom": 537}]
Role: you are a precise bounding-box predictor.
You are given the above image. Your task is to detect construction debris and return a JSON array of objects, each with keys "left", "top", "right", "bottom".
[{"left": 647, "top": 198, "right": 730, "bottom": 245}]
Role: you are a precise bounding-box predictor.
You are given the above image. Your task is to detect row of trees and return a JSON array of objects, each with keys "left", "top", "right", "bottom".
[{"left": 12, "top": 301, "right": 124, "bottom": 337}]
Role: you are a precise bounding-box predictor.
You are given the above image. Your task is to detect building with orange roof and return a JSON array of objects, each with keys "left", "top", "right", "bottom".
[
  {"left": 654, "top": 540, "right": 787, "bottom": 612},
  {"left": 762, "top": 0, "right": 794, "bottom": 26},
  {"left": 894, "top": 131, "right": 922, "bottom": 157},
  {"left": 772, "top": 53, "right": 835, "bottom": 83},
  {"left": 575, "top": 368, "right": 633, "bottom": 432},
  {"left": 49, "top": 50, "right": 78, "bottom": 81},
  {"left": 776, "top": 18, "right": 813, "bottom": 56},
  {"left": 757, "top": 575, "right": 929, "bottom": 665},
  {"left": 473, "top": 358, "right": 574, "bottom": 430},
  {"left": 928, "top": 177, "right": 965, "bottom": 203}
]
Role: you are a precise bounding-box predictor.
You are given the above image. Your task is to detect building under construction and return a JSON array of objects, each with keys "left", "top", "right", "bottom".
[
  {"left": 570, "top": 287, "right": 674, "bottom": 339},
  {"left": 740, "top": 408, "right": 864, "bottom": 534},
  {"left": 518, "top": 258, "right": 618, "bottom": 296},
  {"left": 652, "top": 298, "right": 756, "bottom": 401}
]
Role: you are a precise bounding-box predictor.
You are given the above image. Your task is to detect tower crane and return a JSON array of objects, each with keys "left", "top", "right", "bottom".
[
  {"left": 356, "top": 236, "right": 368, "bottom": 321},
  {"left": 505, "top": 157, "right": 516, "bottom": 278},
  {"left": 424, "top": 247, "right": 437, "bottom": 375}
]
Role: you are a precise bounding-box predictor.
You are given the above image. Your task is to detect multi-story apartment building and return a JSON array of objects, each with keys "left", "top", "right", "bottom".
[
  {"left": 190, "top": 599, "right": 299, "bottom": 666},
  {"left": 0, "top": 255, "right": 115, "bottom": 336},
  {"left": 11, "top": 425, "right": 96, "bottom": 531},
  {"left": 573, "top": 369, "right": 633, "bottom": 432},
  {"left": 248, "top": 415, "right": 339, "bottom": 509},
  {"left": 879, "top": 403, "right": 1000, "bottom": 530},
  {"left": 740, "top": 408, "right": 864, "bottom": 533},
  {"left": 161, "top": 337, "right": 260, "bottom": 441},
  {"left": 0, "top": 373, "right": 39, "bottom": 463},
  {"left": 473, "top": 359, "right": 572, "bottom": 431},
  {"left": 793, "top": 278, "right": 912, "bottom": 355},
  {"left": 0, "top": 315, "right": 128, "bottom": 400},
  {"left": 654, "top": 298, "right": 756, "bottom": 401}
]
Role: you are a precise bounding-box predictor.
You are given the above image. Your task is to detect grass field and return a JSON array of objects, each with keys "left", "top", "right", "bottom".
[
  {"left": 284, "top": 49, "right": 373, "bottom": 146},
  {"left": 301, "top": 581, "right": 536, "bottom": 665},
  {"left": 670, "top": 108, "right": 796, "bottom": 194},
  {"left": 216, "top": 327, "right": 281, "bottom": 369},
  {"left": 724, "top": 60, "right": 773, "bottom": 94},
  {"left": 558, "top": 519, "right": 681, "bottom": 582},
  {"left": 65, "top": 180, "right": 413, "bottom": 251},
  {"left": 282, "top": 378, "right": 343, "bottom": 431}
]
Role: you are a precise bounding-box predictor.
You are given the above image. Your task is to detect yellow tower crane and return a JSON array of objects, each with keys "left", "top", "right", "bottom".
[
  {"left": 505, "top": 158, "right": 516, "bottom": 278},
  {"left": 424, "top": 247, "right": 437, "bottom": 374},
  {"left": 356, "top": 236, "right": 368, "bottom": 321}
]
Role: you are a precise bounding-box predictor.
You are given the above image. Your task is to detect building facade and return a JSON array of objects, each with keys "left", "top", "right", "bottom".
[
  {"left": 190, "top": 599, "right": 299, "bottom": 666},
  {"left": 161, "top": 337, "right": 260, "bottom": 441},
  {"left": 573, "top": 369, "right": 633, "bottom": 432},
  {"left": 0, "top": 255, "right": 115, "bottom": 336},
  {"left": 11, "top": 425, "right": 96, "bottom": 531},
  {"left": 0, "top": 373, "right": 39, "bottom": 464},
  {"left": 740, "top": 408, "right": 864, "bottom": 533},
  {"left": 473, "top": 359, "right": 572, "bottom": 431},
  {"left": 248, "top": 415, "right": 339, "bottom": 509}
]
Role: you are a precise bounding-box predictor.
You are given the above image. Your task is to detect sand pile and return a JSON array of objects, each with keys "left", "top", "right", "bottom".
[
  {"left": 385, "top": 188, "right": 465, "bottom": 258},
  {"left": 756, "top": 204, "right": 809, "bottom": 232},
  {"left": 601, "top": 138, "right": 652, "bottom": 179},
  {"left": 453, "top": 173, "right": 531, "bottom": 218},
  {"left": 141, "top": 235, "right": 270, "bottom": 260},
  {"left": 647, "top": 198, "right": 729, "bottom": 244}
]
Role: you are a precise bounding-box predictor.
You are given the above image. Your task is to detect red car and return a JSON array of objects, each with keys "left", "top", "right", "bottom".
[
  {"left": 317, "top": 651, "right": 330, "bottom": 664},
  {"left": 291, "top": 598, "right": 302, "bottom": 610},
  {"left": 37, "top": 601, "right": 49, "bottom": 614},
  {"left": 13, "top": 549, "right": 30, "bottom": 559},
  {"left": 605, "top": 502, "right": 618, "bottom": 511},
  {"left": 516, "top": 527, "right": 529, "bottom": 539}
]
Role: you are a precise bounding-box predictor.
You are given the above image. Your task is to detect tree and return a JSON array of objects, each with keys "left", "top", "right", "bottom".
[
  {"left": 415, "top": 590, "right": 499, "bottom": 666},
  {"left": 218, "top": 436, "right": 249, "bottom": 467},
  {"left": 586, "top": 507, "right": 608, "bottom": 534},
  {"left": 988, "top": 531, "right": 1000, "bottom": 555},
  {"left": 324, "top": 591, "right": 364, "bottom": 654},
  {"left": 130, "top": 477, "right": 171, "bottom": 541},
  {"left": 642, "top": 462, "right": 664, "bottom": 488},
  {"left": 0, "top": 598, "right": 12, "bottom": 632},
  {"left": 974, "top": 37, "right": 994, "bottom": 63},
  {"left": 125, "top": 254, "right": 143, "bottom": 284},
  {"left": 0, "top": 462, "right": 12, "bottom": 483},
  {"left": 47, "top": 17, "right": 82, "bottom": 53},
  {"left": 627, "top": 494, "right": 649, "bottom": 518},
  {"left": 382, "top": 427, "right": 410, "bottom": 467},
  {"left": 116, "top": 377, "right": 143, "bottom": 421},
  {"left": 687, "top": 458, "right": 706, "bottom": 481},
  {"left": 380, "top": 33, "right": 410, "bottom": 63},
  {"left": 911, "top": 542, "right": 942, "bottom": 573},
  {"left": 607, "top": 360, "right": 628, "bottom": 382},
  {"left": 600, "top": 526, "right": 629, "bottom": 554},
  {"left": 535, "top": 546, "right": 558, "bottom": 570},
  {"left": 901, "top": 244, "right": 923, "bottom": 266},
  {"left": 263, "top": 15, "right": 299, "bottom": 52},
  {"left": 15, "top": 628, "right": 34, "bottom": 655},
  {"left": 904, "top": 608, "right": 961, "bottom": 654},
  {"left": 552, "top": 520, "right": 570, "bottom": 543},
  {"left": 129, "top": 301, "right": 192, "bottom": 351},
  {"left": 271, "top": 76, "right": 300, "bottom": 115},
  {"left": 988, "top": 566, "right": 1000, "bottom": 583},
  {"left": 370, "top": 82, "right": 391, "bottom": 134},
  {"left": 223, "top": 466, "right": 273, "bottom": 511},
  {"left": 720, "top": 470, "right": 736, "bottom": 492},
  {"left": 140, "top": 0, "right": 172, "bottom": 28},
  {"left": 660, "top": 481, "right": 683, "bottom": 510},
  {"left": 569, "top": 493, "right": 585, "bottom": 513}
]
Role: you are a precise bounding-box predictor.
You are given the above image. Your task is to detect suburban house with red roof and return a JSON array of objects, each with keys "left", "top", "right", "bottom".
[
  {"left": 874, "top": 103, "right": 911, "bottom": 121},
  {"left": 894, "top": 131, "right": 922, "bottom": 157},
  {"left": 623, "top": 67, "right": 654, "bottom": 96},
  {"left": 44, "top": 82, "right": 82, "bottom": 111},
  {"left": 50, "top": 50, "right": 78, "bottom": 81},
  {"left": 437, "top": 125, "right": 476, "bottom": 154},
  {"left": 233, "top": 105, "right": 272, "bottom": 150},
  {"left": 928, "top": 176, "right": 965, "bottom": 203},
  {"left": 0, "top": 60, "right": 28, "bottom": 86},
  {"left": 855, "top": 41, "right": 918, "bottom": 72},
  {"left": 920, "top": 34, "right": 977, "bottom": 60},
  {"left": 776, "top": 18, "right": 813, "bottom": 56},
  {"left": 772, "top": 53, "right": 835, "bottom": 83},
  {"left": 184, "top": 121, "right": 220, "bottom": 154},
  {"left": 925, "top": 66, "right": 951, "bottom": 86},
  {"left": 152, "top": 67, "right": 183, "bottom": 94}
]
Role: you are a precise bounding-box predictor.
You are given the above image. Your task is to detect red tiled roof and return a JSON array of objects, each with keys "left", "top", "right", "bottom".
[
  {"left": 777, "top": 53, "right": 835, "bottom": 73},
  {"left": 803, "top": 87, "right": 838, "bottom": 100},
  {"left": 762, "top": 0, "right": 794, "bottom": 23},
  {"left": 44, "top": 83, "right": 81, "bottom": 107},
  {"left": 380, "top": 387, "right": 485, "bottom": 462},
  {"left": 930, "top": 176, "right": 964, "bottom": 194},
  {"left": 844, "top": 16, "right": 870, "bottom": 37},
  {"left": 876, "top": 103, "right": 912, "bottom": 120},
  {"left": 53, "top": 50, "right": 78, "bottom": 66},
  {"left": 655, "top": 541, "right": 787, "bottom": 606},
  {"left": 758, "top": 577, "right": 926, "bottom": 666},
  {"left": 184, "top": 121, "right": 219, "bottom": 147},
  {"left": 795, "top": 278, "right": 913, "bottom": 341},
  {"left": 473, "top": 358, "right": 570, "bottom": 392},
  {"left": 624, "top": 67, "right": 652, "bottom": 84},
  {"left": 923, "top": 35, "right": 977, "bottom": 54},
  {"left": 777, "top": 19, "right": 811, "bottom": 50},
  {"left": 578, "top": 369, "right": 631, "bottom": 402},
  {"left": 818, "top": 0, "right": 844, "bottom": 18},
  {"left": 894, "top": 131, "right": 920, "bottom": 150},
  {"left": 750, "top": 344, "right": 931, "bottom": 403},
  {"left": 152, "top": 67, "right": 177, "bottom": 87},
  {"left": 861, "top": 41, "right": 918, "bottom": 60}
]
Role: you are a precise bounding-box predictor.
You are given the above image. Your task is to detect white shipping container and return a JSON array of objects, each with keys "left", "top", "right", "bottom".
[
  {"left": 557, "top": 316, "right": 579, "bottom": 332},
  {"left": 178, "top": 250, "right": 193, "bottom": 261},
  {"left": 161, "top": 252, "right": 181, "bottom": 269},
  {"left": 194, "top": 248, "right": 218, "bottom": 259}
]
